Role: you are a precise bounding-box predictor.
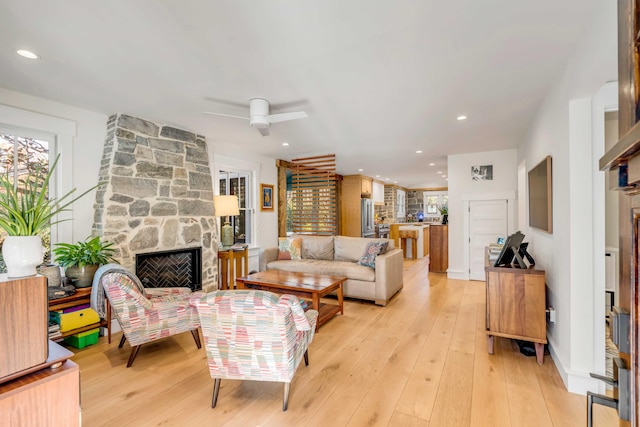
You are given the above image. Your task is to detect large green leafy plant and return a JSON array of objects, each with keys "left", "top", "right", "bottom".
[
  {"left": 0, "top": 154, "right": 99, "bottom": 236},
  {"left": 53, "top": 236, "right": 116, "bottom": 268}
]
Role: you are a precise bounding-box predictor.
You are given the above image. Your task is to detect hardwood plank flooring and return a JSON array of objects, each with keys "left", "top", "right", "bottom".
[{"left": 70, "top": 258, "right": 618, "bottom": 426}]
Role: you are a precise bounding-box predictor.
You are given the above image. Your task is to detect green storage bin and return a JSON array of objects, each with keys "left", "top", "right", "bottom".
[{"left": 64, "top": 328, "right": 99, "bottom": 349}]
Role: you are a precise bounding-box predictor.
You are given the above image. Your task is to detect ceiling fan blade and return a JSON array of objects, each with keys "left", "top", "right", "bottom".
[
  {"left": 202, "top": 111, "right": 249, "bottom": 120},
  {"left": 267, "top": 111, "right": 308, "bottom": 123},
  {"left": 270, "top": 99, "right": 309, "bottom": 111},
  {"left": 257, "top": 127, "right": 270, "bottom": 137},
  {"left": 203, "top": 97, "right": 249, "bottom": 109}
]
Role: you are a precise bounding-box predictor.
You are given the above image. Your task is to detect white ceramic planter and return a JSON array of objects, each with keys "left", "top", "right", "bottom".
[{"left": 2, "top": 236, "right": 44, "bottom": 278}]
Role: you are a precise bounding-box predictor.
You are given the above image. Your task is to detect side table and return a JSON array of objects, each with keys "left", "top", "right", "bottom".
[
  {"left": 218, "top": 247, "right": 249, "bottom": 289},
  {"left": 48, "top": 287, "right": 111, "bottom": 342}
]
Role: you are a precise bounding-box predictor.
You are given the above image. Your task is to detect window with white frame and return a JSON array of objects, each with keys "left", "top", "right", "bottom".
[
  {"left": 423, "top": 190, "right": 448, "bottom": 222},
  {"left": 218, "top": 170, "right": 253, "bottom": 245},
  {"left": 0, "top": 127, "right": 56, "bottom": 271}
]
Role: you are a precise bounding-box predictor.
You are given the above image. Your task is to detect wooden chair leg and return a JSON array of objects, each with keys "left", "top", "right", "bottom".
[
  {"left": 212, "top": 379, "right": 221, "bottom": 408},
  {"left": 304, "top": 350, "right": 309, "bottom": 366},
  {"left": 106, "top": 300, "right": 112, "bottom": 344},
  {"left": 118, "top": 334, "right": 126, "bottom": 348},
  {"left": 283, "top": 382, "right": 290, "bottom": 411},
  {"left": 126, "top": 345, "right": 141, "bottom": 368},
  {"left": 191, "top": 329, "right": 202, "bottom": 349}
]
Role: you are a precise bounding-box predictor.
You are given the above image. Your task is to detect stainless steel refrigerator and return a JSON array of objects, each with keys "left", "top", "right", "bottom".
[{"left": 361, "top": 198, "right": 375, "bottom": 238}]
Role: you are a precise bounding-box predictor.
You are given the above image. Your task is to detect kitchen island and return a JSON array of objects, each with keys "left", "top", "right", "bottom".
[{"left": 389, "top": 223, "right": 430, "bottom": 259}]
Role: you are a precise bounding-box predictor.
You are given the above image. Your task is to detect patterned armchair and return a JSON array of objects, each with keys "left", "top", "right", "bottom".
[
  {"left": 100, "top": 269, "right": 204, "bottom": 367},
  {"left": 191, "top": 290, "right": 319, "bottom": 411}
]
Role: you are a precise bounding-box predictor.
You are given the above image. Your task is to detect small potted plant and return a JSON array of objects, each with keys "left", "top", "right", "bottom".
[
  {"left": 438, "top": 203, "right": 449, "bottom": 225},
  {"left": 53, "top": 236, "right": 116, "bottom": 287},
  {"left": 0, "top": 155, "right": 100, "bottom": 277}
]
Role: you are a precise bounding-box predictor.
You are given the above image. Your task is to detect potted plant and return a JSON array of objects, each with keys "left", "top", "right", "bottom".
[
  {"left": 0, "top": 155, "right": 100, "bottom": 278},
  {"left": 438, "top": 203, "right": 449, "bottom": 225},
  {"left": 53, "top": 236, "right": 116, "bottom": 287}
]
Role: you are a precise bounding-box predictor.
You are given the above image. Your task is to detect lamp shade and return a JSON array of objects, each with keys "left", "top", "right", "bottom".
[{"left": 214, "top": 195, "right": 240, "bottom": 217}]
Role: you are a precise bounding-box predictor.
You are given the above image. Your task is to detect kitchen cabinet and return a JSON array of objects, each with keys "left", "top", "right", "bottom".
[
  {"left": 340, "top": 175, "right": 372, "bottom": 236},
  {"left": 396, "top": 189, "right": 406, "bottom": 220},
  {"left": 372, "top": 181, "right": 384, "bottom": 205}
]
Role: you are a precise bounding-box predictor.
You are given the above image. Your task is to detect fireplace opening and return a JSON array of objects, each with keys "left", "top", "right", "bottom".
[{"left": 135, "top": 247, "right": 202, "bottom": 292}]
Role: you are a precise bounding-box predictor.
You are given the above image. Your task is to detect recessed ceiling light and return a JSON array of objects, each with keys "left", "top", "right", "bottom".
[
  {"left": 416, "top": 150, "right": 423, "bottom": 154},
  {"left": 16, "top": 49, "right": 39, "bottom": 59},
  {"left": 376, "top": 175, "right": 380, "bottom": 178},
  {"left": 442, "top": 175, "right": 447, "bottom": 178},
  {"left": 394, "top": 181, "right": 397, "bottom": 184},
  {"left": 429, "top": 163, "right": 435, "bottom": 166},
  {"left": 445, "top": 178, "right": 449, "bottom": 181},
  {"left": 437, "top": 171, "right": 442, "bottom": 174},
  {"left": 358, "top": 168, "right": 363, "bottom": 172},
  {"left": 385, "top": 178, "right": 390, "bottom": 181},
  {"left": 457, "top": 115, "right": 467, "bottom": 121},
  {"left": 282, "top": 142, "right": 289, "bottom": 146}
]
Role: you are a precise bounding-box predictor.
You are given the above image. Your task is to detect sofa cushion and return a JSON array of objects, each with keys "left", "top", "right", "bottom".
[
  {"left": 267, "top": 259, "right": 375, "bottom": 282},
  {"left": 334, "top": 236, "right": 391, "bottom": 263},
  {"left": 278, "top": 237, "right": 302, "bottom": 260},
  {"left": 295, "top": 235, "right": 334, "bottom": 260},
  {"left": 358, "top": 241, "right": 389, "bottom": 268}
]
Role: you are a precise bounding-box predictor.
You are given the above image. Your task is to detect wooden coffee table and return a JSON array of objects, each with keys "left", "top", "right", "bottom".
[{"left": 235, "top": 270, "right": 345, "bottom": 330}]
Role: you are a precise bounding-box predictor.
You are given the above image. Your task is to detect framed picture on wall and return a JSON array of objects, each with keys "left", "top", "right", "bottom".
[{"left": 260, "top": 184, "right": 274, "bottom": 211}]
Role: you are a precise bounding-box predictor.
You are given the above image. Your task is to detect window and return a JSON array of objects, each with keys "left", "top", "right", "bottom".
[
  {"left": 0, "top": 127, "right": 55, "bottom": 271},
  {"left": 423, "top": 191, "right": 448, "bottom": 222},
  {"left": 219, "top": 170, "right": 253, "bottom": 245}
]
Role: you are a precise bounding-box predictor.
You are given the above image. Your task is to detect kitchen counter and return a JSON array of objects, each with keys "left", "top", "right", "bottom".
[{"left": 389, "top": 223, "right": 430, "bottom": 258}]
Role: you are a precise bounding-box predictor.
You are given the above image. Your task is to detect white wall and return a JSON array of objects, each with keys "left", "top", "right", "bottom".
[
  {"left": 0, "top": 87, "right": 107, "bottom": 242},
  {"left": 447, "top": 149, "right": 518, "bottom": 278},
  {"left": 0, "top": 88, "right": 278, "bottom": 265},
  {"left": 518, "top": 0, "right": 617, "bottom": 394},
  {"left": 209, "top": 150, "right": 278, "bottom": 273}
]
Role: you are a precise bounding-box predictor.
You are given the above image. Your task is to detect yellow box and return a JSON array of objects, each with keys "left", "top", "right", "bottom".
[{"left": 50, "top": 308, "right": 100, "bottom": 332}]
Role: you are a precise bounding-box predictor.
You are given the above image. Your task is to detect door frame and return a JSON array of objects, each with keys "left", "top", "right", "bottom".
[{"left": 456, "top": 191, "right": 516, "bottom": 281}]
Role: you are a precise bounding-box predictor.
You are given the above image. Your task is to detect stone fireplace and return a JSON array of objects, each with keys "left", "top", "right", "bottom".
[{"left": 92, "top": 114, "right": 218, "bottom": 292}]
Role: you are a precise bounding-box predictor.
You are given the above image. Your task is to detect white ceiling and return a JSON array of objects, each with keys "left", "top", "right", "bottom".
[{"left": 0, "top": 0, "right": 598, "bottom": 188}]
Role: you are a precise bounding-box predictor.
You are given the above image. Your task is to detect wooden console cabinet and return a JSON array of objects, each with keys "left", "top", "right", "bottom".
[
  {"left": 485, "top": 252, "right": 547, "bottom": 364},
  {"left": 0, "top": 341, "right": 79, "bottom": 426},
  {"left": 429, "top": 224, "right": 448, "bottom": 273}
]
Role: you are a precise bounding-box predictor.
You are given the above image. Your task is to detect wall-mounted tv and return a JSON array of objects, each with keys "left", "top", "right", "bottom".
[{"left": 528, "top": 156, "right": 552, "bottom": 233}]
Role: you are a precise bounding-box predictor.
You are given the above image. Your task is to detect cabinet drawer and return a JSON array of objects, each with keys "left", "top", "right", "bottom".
[{"left": 50, "top": 308, "right": 100, "bottom": 332}]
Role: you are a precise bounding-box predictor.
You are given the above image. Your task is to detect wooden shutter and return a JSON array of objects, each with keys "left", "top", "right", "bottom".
[{"left": 290, "top": 154, "right": 337, "bottom": 235}]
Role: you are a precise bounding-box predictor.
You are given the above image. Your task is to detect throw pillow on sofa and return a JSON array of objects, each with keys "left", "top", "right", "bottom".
[
  {"left": 278, "top": 237, "right": 302, "bottom": 260},
  {"left": 358, "top": 241, "right": 389, "bottom": 268}
]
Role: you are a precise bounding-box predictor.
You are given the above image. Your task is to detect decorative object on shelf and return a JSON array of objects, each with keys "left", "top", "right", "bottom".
[
  {"left": 52, "top": 236, "right": 116, "bottom": 288},
  {"left": 214, "top": 195, "right": 240, "bottom": 247},
  {"left": 0, "top": 154, "right": 101, "bottom": 278},
  {"left": 260, "top": 183, "right": 274, "bottom": 211},
  {"left": 37, "top": 263, "right": 62, "bottom": 287},
  {"left": 438, "top": 203, "right": 448, "bottom": 225}
]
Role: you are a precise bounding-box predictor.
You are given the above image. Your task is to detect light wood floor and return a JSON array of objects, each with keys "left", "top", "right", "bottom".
[{"left": 72, "top": 258, "right": 617, "bottom": 426}]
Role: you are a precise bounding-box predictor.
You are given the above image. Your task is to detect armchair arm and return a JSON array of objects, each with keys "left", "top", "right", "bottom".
[
  {"left": 259, "top": 247, "right": 279, "bottom": 271},
  {"left": 278, "top": 294, "right": 311, "bottom": 331},
  {"left": 145, "top": 287, "right": 192, "bottom": 297}
]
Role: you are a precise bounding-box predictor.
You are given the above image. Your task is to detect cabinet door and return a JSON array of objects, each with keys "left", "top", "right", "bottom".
[{"left": 361, "top": 179, "right": 372, "bottom": 197}]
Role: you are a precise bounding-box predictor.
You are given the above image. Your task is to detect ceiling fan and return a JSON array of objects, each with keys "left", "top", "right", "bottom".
[{"left": 203, "top": 98, "right": 308, "bottom": 136}]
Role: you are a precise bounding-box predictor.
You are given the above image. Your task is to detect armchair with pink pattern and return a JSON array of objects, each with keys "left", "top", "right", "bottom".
[
  {"left": 100, "top": 269, "right": 204, "bottom": 367},
  {"left": 190, "top": 290, "right": 319, "bottom": 411}
]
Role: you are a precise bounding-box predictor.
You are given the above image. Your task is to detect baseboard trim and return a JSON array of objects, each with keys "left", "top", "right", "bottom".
[
  {"left": 447, "top": 270, "right": 468, "bottom": 280},
  {"left": 548, "top": 339, "right": 605, "bottom": 395}
]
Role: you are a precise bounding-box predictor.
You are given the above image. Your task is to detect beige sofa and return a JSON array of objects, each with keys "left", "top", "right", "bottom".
[{"left": 259, "top": 235, "right": 403, "bottom": 306}]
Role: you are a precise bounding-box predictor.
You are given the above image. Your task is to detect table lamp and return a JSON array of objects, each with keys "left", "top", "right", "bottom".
[{"left": 214, "top": 195, "right": 240, "bottom": 247}]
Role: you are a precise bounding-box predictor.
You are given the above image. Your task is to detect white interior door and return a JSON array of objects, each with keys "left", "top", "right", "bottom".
[{"left": 469, "top": 200, "right": 508, "bottom": 280}]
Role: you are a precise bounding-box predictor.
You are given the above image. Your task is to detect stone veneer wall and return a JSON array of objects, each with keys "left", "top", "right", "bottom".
[
  {"left": 92, "top": 114, "right": 218, "bottom": 292},
  {"left": 406, "top": 190, "right": 424, "bottom": 219}
]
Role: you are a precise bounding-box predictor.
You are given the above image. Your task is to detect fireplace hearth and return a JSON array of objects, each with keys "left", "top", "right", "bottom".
[{"left": 135, "top": 247, "right": 202, "bottom": 291}]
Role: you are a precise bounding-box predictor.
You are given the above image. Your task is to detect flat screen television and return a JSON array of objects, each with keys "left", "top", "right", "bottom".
[
  {"left": 528, "top": 156, "right": 552, "bottom": 233},
  {"left": 494, "top": 231, "right": 525, "bottom": 267}
]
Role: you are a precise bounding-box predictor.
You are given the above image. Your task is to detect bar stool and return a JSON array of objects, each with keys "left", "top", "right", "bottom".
[{"left": 399, "top": 229, "right": 418, "bottom": 259}]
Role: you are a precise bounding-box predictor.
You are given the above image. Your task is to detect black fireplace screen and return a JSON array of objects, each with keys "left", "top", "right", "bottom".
[{"left": 135, "top": 247, "right": 202, "bottom": 291}]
